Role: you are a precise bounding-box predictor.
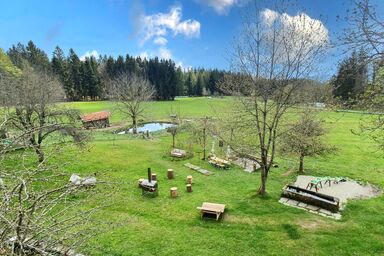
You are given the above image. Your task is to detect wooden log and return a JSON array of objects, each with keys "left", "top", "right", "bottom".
[
  {"left": 281, "top": 185, "right": 339, "bottom": 212},
  {"left": 186, "top": 184, "right": 192, "bottom": 193},
  {"left": 151, "top": 173, "right": 157, "bottom": 181},
  {"left": 186, "top": 175, "right": 193, "bottom": 184},
  {"left": 167, "top": 169, "right": 174, "bottom": 179},
  {"left": 170, "top": 187, "right": 178, "bottom": 198}
]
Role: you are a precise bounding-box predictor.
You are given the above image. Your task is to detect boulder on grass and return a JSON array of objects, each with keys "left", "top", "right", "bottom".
[
  {"left": 69, "top": 174, "right": 82, "bottom": 185},
  {"left": 69, "top": 174, "right": 97, "bottom": 187}
]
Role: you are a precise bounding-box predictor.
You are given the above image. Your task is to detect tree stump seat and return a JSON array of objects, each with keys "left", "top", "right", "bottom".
[
  {"left": 186, "top": 175, "right": 193, "bottom": 184},
  {"left": 170, "top": 187, "right": 178, "bottom": 198},
  {"left": 167, "top": 169, "right": 174, "bottom": 179}
]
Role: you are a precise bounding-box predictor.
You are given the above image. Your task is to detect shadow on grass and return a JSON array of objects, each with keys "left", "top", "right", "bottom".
[
  {"left": 282, "top": 224, "right": 301, "bottom": 240},
  {"left": 248, "top": 190, "right": 273, "bottom": 200}
]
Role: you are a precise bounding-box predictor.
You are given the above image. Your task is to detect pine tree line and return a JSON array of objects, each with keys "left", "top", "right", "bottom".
[
  {"left": 331, "top": 48, "right": 369, "bottom": 102},
  {"left": 6, "top": 41, "right": 228, "bottom": 101}
]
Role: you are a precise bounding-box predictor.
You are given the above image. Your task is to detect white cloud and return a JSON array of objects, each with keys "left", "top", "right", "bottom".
[
  {"left": 196, "top": 0, "right": 248, "bottom": 15},
  {"left": 260, "top": 8, "right": 279, "bottom": 26},
  {"left": 158, "top": 47, "right": 172, "bottom": 60},
  {"left": 139, "top": 5, "right": 200, "bottom": 46},
  {"left": 260, "top": 9, "right": 329, "bottom": 46},
  {"left": 80, "top": 50, "right": 99, "bottom": 61},
  {"left": 153, "top": 37, "right": 168, "bottom": 46},
  {"left": 137, "top": 47, "right": 172, "bottom": 60},
  {"left": 138, "top": 51, "right": 149, "bottom": 59},
  {"left": 176, "top": 61, "right": 183, "bottom": 68},
  {"left": 133, "top": 4, "right": 197, "bottom": 67},
  {"left": 176, "top": 61, "right": 192, "bottom": 71}
]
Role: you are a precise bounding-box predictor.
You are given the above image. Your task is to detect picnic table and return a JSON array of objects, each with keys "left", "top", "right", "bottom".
[
  {"left": 306, "top": 177, "right": 346, "bottom": 192},
  {"left": 197, "top": 202, "right": 226, "bottom": 220},
  {"left": 209, "top": 156, "right": 230, "bottom": 169}
]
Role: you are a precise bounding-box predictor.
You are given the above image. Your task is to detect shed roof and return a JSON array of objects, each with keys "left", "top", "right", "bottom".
[{"left": 80, "top": 111, "right": 111, "bottom": 122}]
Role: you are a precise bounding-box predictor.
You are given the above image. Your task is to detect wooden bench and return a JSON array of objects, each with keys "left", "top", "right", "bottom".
[{"left": 197, "top": 202, "right": 226, "bottom": 220}]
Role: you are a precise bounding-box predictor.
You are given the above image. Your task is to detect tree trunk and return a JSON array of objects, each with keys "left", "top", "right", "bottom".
[
  {"left": 202, "top": 128, "right": 206, "bottom": 160},
  {"left": 132, "top": 116, "right": 137, "bottom": 134},
  {"left": 30, "top": 137, "right": 45, "bottom": 163},
  {"left": 298, "top": 154, "right": 305, "bottom": 174},
  {"left": 34, "top": 144, "right": 45, "bottom": 163},
  {"left": 258, "top": 168, "right": 267, "bottom": 195},
  {"left": 172, "top": 134, "right": 175, "bottom": 148}
]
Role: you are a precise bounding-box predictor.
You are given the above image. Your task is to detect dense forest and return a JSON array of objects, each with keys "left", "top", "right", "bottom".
[
  {"left": 6, "top": 40, "right": 228, "bottom": 101},
  {"left": 5, "top": 41, "right": 380, "bottom": 105}
]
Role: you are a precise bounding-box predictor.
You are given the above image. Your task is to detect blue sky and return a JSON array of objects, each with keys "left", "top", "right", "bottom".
[{"left": 0, "top": 0, "right": 383, "bottom": 79}]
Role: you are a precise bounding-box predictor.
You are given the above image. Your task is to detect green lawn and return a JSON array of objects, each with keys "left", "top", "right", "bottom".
[{"left": 8, "top": 97, "right": 384, "bottom": 255}]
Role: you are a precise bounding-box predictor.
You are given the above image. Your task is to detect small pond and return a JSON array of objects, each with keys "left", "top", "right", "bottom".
[{"left": 117, "top": 122, "right": 176, "bottom": 134}]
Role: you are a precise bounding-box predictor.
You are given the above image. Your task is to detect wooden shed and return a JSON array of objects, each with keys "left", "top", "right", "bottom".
[{"left": 80, "top": 111, "right": 111, "bottom": 129}]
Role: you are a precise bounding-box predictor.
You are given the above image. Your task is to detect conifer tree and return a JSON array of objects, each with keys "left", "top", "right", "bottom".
[{"left": 68, "top": 49, "right": 83, "bottom": 100}]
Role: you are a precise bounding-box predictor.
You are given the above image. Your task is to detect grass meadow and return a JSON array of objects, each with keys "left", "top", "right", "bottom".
[{"left": 5, "top": 97, "right": 384, "bottom": 255}]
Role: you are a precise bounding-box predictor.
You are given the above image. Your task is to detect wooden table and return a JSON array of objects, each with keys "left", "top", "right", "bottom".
[
  {"left": 197, "top": 202, "right": 226, "bottom": 220},
  {"left": 209, "top": 156, "right": 230, "bottom": 169}
]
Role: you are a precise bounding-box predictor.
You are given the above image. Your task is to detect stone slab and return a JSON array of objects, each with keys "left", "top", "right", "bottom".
[
  {"left": 298, "top": 202, "right": 308, "bottom": 208},
  {"left": 279, "top": 197, "right": 342, "bottom": 220},
  {"left": 319, "top": 208, "right": 333, "bottom": 216},
  {"left": 305, "top": 204, "right": 320, "bottom": 211}
]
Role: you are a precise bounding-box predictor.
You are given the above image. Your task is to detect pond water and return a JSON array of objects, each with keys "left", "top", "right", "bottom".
[{"left": 117, "top": 122, "right": 176, "bottom": 134}]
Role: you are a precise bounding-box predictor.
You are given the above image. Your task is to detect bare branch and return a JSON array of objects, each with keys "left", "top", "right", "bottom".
[{"left": 109, "top": 73, "right": 155, "bottom": 134}]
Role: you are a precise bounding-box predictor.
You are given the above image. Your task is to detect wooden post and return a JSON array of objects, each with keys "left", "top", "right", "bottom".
[
  {"left": 170, "top": 187, "right": 178, "bottom": 198},
  {"left": 186, "top": 184, "right": 192, "bottom": 193},
  {"left": 148, "top": 168, "right": 152, "bottom": 183},
  {"left": 151, "top": 173, "right": 157, "bottom": 181},
  {"left": 167, "top": 169, "right": 174, "bottom": 179},
  {"left": 186, "top": 175, "right": 193, "bottom": 184}
]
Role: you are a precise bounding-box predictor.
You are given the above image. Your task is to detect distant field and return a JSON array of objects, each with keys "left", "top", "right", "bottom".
[
  {"left": 66, "top": 97, "right": 231, "bottom": 124},
  {"left": 10, "top": 97, "right": 384, "bottom": 255}
]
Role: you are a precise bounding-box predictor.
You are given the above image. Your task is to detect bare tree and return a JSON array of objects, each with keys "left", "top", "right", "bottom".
[
  {"left": 166, "top": 105, "right": 183, "bottom": 148},
  {"left": 341, "top": 0, "right": 384, "bottom": 150},
  {"left": 0, "top": 100, "right": 117, "bottom": 256},
  {"left": 341, "top": 0, "right": 384, "bottom": 62},
  {"left": 219, "top": 2, "right": 329, "bottom": 195},
  {"left": 189, "top": 116, "right": 213, "bottom": 160},
  {"left": 355, "top": 68, "right": 384, "bottom": 150},
  {"left": 280, "top": 109, "right": 335, "bottom": 173},
  {"left": 0, "top": 165, "right": 101, "bottom": 255},
  {"left": 110, "top": 74, "right": 155, "bottom": 134},
  {"left": 0, "top": 68, "right": 87, "bottom": 163}
]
